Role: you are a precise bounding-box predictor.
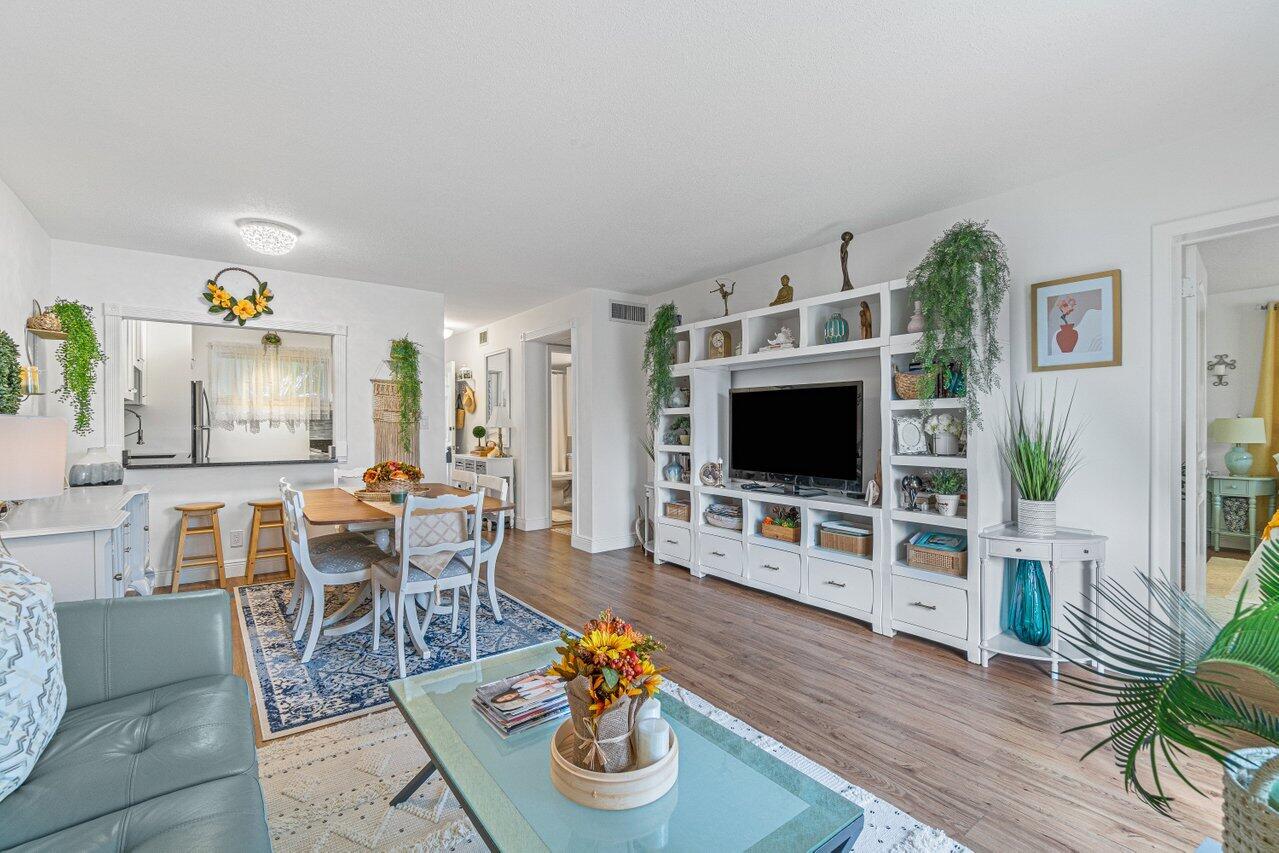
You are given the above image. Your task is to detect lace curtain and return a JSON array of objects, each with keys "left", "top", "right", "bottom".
[{"left": 208, "top": 342, "right": 332, "bottom": 433}]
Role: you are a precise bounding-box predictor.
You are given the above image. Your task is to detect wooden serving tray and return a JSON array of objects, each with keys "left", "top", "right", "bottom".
[
  {"left": 353, "top": 484, "right": 431, "bottom": 501},
  {"left": 548, "top": 719, "right": 678, "bottom": 810}
]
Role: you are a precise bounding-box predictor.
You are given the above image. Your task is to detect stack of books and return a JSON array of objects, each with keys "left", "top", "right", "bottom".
[{"left": 473, "top": 668, "right": 568, "bottom": 738}]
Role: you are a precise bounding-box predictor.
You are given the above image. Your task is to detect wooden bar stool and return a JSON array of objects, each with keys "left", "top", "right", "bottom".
[
  {"left": 245, "top": 498, "right": 294, "bottom": 583},
  {"left": 172, "top": 502, "right": 227, "bottom": 591}
]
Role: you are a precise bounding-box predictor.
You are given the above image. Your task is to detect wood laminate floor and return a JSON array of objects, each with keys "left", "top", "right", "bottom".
[{"left": 199, "top": 529, "right": 1220, "bottom": 851}]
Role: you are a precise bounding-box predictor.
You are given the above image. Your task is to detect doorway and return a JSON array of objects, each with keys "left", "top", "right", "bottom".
[
  {"left": 519, "top": 321, "right": 580, "bottom": 541},
  {"left": 549, "top": 344, "right": 574, "bottom": 534}
]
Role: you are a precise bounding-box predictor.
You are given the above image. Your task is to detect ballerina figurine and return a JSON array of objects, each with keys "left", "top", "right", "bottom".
[{"left": 711, "top": 279, "right": 735, "bottom": 316}]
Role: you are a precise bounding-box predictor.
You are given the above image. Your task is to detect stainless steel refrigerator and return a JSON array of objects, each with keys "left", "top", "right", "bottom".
[{"left": 191, "top": 380, "right": 212, "bottom": 464}]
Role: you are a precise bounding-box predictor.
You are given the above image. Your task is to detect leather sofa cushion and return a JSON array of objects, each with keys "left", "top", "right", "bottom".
[
  {"left": 9, "top": 772, "right": 270, "bottom": 852},
  {"left": 0, "top": 674, "right": 257, "bottom": 848}
]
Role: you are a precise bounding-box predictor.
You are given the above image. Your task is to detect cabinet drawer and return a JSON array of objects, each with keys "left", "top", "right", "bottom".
[
  {"left": 986, "top": 539, "right": 1053, "bottom": 561},
  {"left": 808, "top": 557, "right": 873, "bottom": 612},
  {"left": 892, "top": 576, "right": 967, "bottom": 639},
  {"left": 1055, "top": 542, "right": 1103, "bottom": 562},
  {"left": 655, "top": 523, "right": 691, "bottom": 561},
  {"left": 1214, "top": 479, "right": 1249, "bottom": 496},
  {"left": 698, "top": 533, "right": 743, "bottom": 576},
  {"left": 747, "top": 544, "right": 802, "bottom": 593}
]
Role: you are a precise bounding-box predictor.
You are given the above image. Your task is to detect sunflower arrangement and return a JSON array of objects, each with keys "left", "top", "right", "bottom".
[
  {"left": 361, "top": 460, "right": 423, "bottom": 489},
  {"left": 202, "top": 268, "right": 274, "bottom": 326},
  {"left": 548, "top": 610, "right": 666, "bottom": 717}
]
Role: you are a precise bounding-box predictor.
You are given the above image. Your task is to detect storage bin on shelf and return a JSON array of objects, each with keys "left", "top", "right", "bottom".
[
  {"left": 663, "top": 501, "right": 691, "bottom": 522},
  {"left": 818, "top": 520, "right": 872, "bottom": 556},
  {"left": 906, "top": 530, "right": 967, "bottom": 577}
]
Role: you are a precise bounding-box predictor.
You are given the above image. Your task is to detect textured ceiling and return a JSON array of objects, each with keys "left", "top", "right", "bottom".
[
  {"left": 1200, "top": 226, "right": 1279, "bottom": 294},
  {"left": 2, "top": 2, "right": 1278, "bottom": 328}
]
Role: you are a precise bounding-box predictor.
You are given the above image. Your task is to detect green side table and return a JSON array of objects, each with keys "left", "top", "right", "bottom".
[{"left": 1207, "top": 474, "right": 1277, "bottom": 552}]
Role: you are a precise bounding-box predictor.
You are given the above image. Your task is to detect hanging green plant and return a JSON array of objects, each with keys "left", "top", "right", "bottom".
[
  {"left": 48, "top": 299, "right": 107, "bottom": 435},
  {"left": 907, "top": 220, "right": 1010, "bottom": 424},
  {"left": 643, "top": 302, "right": 679, "bottom": 426},
  {"left": 389, "top": 337, "right": 422, "bottom": 454},
  {"left": 0, "top": 330, "right": 21, "bottom": 415}
]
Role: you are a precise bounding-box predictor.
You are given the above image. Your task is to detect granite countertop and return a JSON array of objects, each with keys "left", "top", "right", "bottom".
[{"left": 0, "top": 485, "right": 150, "bottom": 539}]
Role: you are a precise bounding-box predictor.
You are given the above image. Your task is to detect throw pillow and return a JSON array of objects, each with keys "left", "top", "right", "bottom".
[{"left": 0, "top": 558, "right": 66, "bottom": 802}]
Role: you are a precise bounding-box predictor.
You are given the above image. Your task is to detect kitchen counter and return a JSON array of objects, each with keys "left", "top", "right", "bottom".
[
  {"left": 124, "top": 457, "right": 336, "bottom": 470},
  {"left": 0, "top": 484, "right": 150, "bottom": 540}
]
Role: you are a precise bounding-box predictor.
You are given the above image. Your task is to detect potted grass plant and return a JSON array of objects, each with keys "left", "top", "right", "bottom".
[
  {"left": 997, "top": 382, "right": 1083, "bottom": 536},
  {"left": 1061, "top": 547, "right": 1279, "bottom": 847},
  {"left": 930, "top": 469, "right": 965, "bottom": 516}
]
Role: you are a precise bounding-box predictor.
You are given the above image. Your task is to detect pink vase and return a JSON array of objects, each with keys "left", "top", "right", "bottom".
[{"left": 1055, "top": 322, "right": 1078, "bottom": 353}]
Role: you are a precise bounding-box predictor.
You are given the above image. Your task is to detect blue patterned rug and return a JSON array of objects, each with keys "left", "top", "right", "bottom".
[{"left": 235, "top": 581, "right": 567, "bottom": 738}]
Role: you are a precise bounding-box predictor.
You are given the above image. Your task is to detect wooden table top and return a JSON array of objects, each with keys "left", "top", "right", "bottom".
[{"left": 301, "top": 485, "right": 513, "bottom": 526}]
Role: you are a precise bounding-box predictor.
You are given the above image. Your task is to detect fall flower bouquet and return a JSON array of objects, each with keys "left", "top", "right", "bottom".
[
  {"left": 361, "top": 460, "right": 424, "bottom": 492},
  {"left": 547, "top": 610, "right": 666, "bottom": 771}
]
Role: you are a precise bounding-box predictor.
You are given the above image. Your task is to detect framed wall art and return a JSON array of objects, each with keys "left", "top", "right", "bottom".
[{"left": 1030, "top": 269, "right": 1121, "bottom": 371}]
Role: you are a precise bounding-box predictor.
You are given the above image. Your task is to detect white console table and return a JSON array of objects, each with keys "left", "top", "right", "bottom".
[{"left": 978, "top": 523, "right": 1107, "bottom": 678}]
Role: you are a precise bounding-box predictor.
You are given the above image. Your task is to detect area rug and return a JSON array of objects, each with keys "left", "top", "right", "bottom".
[
  {"left": 258, "top": 683, "right": 967, "bottom": 852},
  {"left": 235, "top": 581, "right": 565, "bottom": 739}
]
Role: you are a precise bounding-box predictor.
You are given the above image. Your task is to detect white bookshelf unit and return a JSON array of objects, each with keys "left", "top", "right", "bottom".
[{"left": 652, "top": 278, "right": 1010, "bottom": 661}]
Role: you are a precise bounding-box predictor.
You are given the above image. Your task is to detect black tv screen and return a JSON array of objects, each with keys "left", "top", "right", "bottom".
[{"left": 730, "top": 382, "right": 862, "bottom": 486}]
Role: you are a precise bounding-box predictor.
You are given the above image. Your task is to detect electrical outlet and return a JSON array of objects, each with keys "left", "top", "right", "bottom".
[{"left": 230, "top": 530, "right": 244, "bottom": 548}]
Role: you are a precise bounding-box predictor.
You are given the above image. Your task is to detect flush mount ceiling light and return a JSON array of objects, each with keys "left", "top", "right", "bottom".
[{"left": 236, "top": 219, "right": 300, "bottom": 255}]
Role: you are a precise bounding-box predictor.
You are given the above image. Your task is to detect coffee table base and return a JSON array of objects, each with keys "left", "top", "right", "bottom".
[
  {"left": 390, "top": 761, "right": 437, "bottom": 806},
  {"left": 818, "top": 815, "right": 864, "bottom": 853}
]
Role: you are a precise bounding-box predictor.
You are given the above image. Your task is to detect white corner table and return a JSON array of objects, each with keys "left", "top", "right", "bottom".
[{"left": 977, "top": 523, "right": 1107, "bottom": 679}]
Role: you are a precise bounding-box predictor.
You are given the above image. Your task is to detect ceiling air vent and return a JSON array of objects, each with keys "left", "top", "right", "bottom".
[
  {"left": 609, "top": 301, "right": 647, "bottom": 324},
  {"left": 478, "top": 329, "right": 488, "bottom": 345}
]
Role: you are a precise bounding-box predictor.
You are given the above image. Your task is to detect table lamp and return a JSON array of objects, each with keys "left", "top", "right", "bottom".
[
  {"left": 489, "top": 407, "right": 514, "bottom": 457},
  {"left": 0, "top": 415, "right": 68, "bottom": 555},
  {"left": 1209, "top": 417, "right": 1267, "bottom": 475}
]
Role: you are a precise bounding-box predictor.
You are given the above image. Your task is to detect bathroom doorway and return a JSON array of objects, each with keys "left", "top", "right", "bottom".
[{"left": 549, "top": 343, "right": 573, "bottom": 534}]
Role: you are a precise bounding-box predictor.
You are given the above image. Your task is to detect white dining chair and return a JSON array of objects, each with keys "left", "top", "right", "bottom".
[
  {"left": 452, "top": 468, "right": 478, "bottom": 492},
  {"left": 280, "top": 483, "right": 389, "bottom": 663},
  {"left": 471, "top": 473, "right": 508, "bottom": 621},
  {"left": 333, "top": 466, "right": 396, "bottom": 541},
  {"left": 371, "top": 489, "right": 486, "bottom": 677}
]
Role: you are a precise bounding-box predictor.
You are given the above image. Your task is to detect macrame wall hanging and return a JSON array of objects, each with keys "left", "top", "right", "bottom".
[{"left": 372, "top": 377, "right": 420, "bottom": 467}]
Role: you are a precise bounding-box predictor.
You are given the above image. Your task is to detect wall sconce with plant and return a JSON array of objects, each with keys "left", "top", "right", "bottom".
[
  {"left": 388, "top": 337, "right": 422, "bottom": 454},
  {"left": 643, "top": 303, "right": 679, "bottom": 426},
  {"left": 48, "top": 299, "right": 107, "bottom": 435}
]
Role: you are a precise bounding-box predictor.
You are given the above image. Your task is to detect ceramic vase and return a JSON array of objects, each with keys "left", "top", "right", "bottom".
[
  {"left": 675, "top": 340, "right": 690, "bottom": 364},
  {"left": 1017, "top": 498, "right": 1057, "bottom": 536},
  {"left": 932, "top": 432, "right": 960, "bottom": 456},
  {"left": 1009, "top": 559, "right": 1051, "bottom": 646},
  {"left": 936, "top": 494, "right": 960, "bottom": 516},
  {"left": 906, "top": 301, "right": 925, "bottom": 333},
  {"left": 662, "top": 461, "right": 684, "bottom": 483},
  {"left": 823, "top": 312, "right": 850, "bottom": 344}
]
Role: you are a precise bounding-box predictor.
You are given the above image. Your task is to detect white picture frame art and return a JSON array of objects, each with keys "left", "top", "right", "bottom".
[
  {"left": 894, "top": 416, "right": 928, "bottom": 455},
  {"left": 1030, "top": 269, "right": 1122, "bottom": 371}
]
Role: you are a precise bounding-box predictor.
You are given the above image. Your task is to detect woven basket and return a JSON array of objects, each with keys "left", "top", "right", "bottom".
[
  {"left": 893, "top": 367, "right": 928, "bottom": 400},
  {"left": 819, "top": 529, "right": 872, "bottom": 556},
  {"left": 761, "top": 521, "right": 801, "bottom": 543},
  {"left": 25, "top": 301, "right": 61, "bottom": 334},
  {"left": 663, "top": 501, "right": 690, "bottom": 522},
  {"left": 907, "top": 543, "right": 966, "bottom": 577},
  {"left": 1224, "top": 748, "right": 1279, "bottom": 852}
]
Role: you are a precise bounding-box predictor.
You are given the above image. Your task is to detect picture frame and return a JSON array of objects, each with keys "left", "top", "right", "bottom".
[
  {"left": 894, "top": 416, "right": 928, "bottom": 455},
  {"left": 1030, "top": 269, "right": 1122, "bottom": 371}
]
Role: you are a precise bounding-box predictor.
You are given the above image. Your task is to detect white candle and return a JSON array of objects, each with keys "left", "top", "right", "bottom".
[
  {"left": 633, "top": 717, "right": 670, "bottom": 768},
  {"left": 636, "top": 699, "right": 662, "bottom": 723}
]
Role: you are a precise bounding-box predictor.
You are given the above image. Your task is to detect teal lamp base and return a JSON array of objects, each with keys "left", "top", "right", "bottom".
[{"left": 1225, "top": 443, "right": 1254, "bottom": 476}]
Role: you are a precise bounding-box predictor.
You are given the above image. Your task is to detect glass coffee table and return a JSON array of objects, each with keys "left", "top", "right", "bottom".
[{"left": 388, "top": 642, "right": 863, "bottom": 852}]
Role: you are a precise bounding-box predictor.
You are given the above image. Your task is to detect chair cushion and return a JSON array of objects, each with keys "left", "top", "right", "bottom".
[
  {"left": 9, "top": 772, "right": 270, "bottom": 852},
  {"left": 375, "top": 553, "right": 473, "bottom": 582},
  {"left": 0, "top": 559, "right": 66, "bottom": 803},
  {"left": 0, "top": 674, "right": 256, "bottom": 848},
  {"left": 308, "top": 532, "right": 387, "bottom": 575},
  {"left": 458, "top": 537, "right": 496, "bottom": 557}
]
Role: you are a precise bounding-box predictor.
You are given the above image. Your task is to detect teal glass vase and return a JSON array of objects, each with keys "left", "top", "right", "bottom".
[
  {"left": 1008, "top": 559, "right": 1051, "bottom": 646},
  {"left": 823, "top": 312, "right": 849, "bottom": 344}
]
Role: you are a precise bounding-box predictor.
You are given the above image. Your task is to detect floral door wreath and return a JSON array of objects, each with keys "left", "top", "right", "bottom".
[{"left": 202, "top": 267, "right": 275, "bottom": 325}]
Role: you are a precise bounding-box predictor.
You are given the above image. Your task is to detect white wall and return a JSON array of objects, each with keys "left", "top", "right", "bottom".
[
  {"left": 445, "top": 288, "right": 645, "bottom": 552},
  {"left": 1206, "top": 284, "right": 1277, "bottom": 469},
  {"left": 44, "top": 239, "right": 446, "bottom": 579},
  {"left": 127, "top": 320, "right": 192, "bottom": 455},
  {"left": 0, "top": 174, "right": 50, "bottom": 415},
  {"left": 648, "top": 112, "right": 1279, "bottom": 601}
]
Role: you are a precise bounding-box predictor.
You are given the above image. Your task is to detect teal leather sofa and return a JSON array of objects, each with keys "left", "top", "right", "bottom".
[{"left": 0, "top": 590, "right": 271, "bottom": 851}]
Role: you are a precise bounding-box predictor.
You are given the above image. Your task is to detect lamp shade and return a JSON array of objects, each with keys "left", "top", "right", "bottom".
[
  {"left": 489, "top": 406, "right": 515, "bottom": 430},
  {"left": 0, "top": 416, "right": 67, "bottom": 500},
  {"left": 1209, "top": 417, "right": 1267, "bottom": 445}
]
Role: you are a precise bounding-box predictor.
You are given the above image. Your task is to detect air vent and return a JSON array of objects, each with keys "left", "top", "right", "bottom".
[
  {"left": 478, "top": 329, "right": 488, "bottom": 345},
  {"left": 609, "top": 301, "right": 647, "bottom": 324}
]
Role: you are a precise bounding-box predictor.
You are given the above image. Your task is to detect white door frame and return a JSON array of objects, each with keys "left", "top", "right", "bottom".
[
  {"left": 1150, "top": 198, "right": 1279, "bottom": 594},
  {"left": 520, "top": 319, "right": 580, "bottom": 543}
]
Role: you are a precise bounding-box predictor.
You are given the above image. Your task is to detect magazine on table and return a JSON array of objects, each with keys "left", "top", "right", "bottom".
[{"left": 473, "top": 667, "right": 568, "bottom": 737}]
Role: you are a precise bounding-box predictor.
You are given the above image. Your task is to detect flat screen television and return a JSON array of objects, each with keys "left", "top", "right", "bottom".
[{"left": 730, "top": 382, "right": 862, "bottom": 492}]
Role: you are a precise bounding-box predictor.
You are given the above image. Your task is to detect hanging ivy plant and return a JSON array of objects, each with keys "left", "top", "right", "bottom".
[
  {"left": 907, "top": 220, "right": 1010, "bottom": 425},
  {"left": 643, "top": 302, "right": 679, "bottom": 426},
  {"left": 49, "top": 299, "right": 107, "bottom": 435},
  {"left": 389, "top": 337, "right": 422, "bottom": 453},
  {"left": 0, "top": 331, "right": 21, "bottom": 415}
]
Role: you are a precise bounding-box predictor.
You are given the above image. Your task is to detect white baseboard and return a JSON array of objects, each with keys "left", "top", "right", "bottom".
[
  {"left": 517, "top": 515, "right": 550, "bottom": 531},
  {"left": 152, "top": 555, "right": 290, "bottom": 588},
  {"left": 571, "top": 532, "right": 636, "bottom": 554}
]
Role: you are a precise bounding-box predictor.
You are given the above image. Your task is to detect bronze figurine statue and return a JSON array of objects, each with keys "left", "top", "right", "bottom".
[
  {"left": 859, "top": 300, "right": 872, "bottom": 339},
  {"left": 769, "top": 274, "right": 794, "bottom": 306},
  {"left": 711, "top": 279, "right": 735, "bottom": 316},
  {"left": 839, "top": 231, "right": 854, "bottom": 291}
]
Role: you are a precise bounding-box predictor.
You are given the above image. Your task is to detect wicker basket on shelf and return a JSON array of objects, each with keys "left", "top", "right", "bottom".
[
  {"left": 819, "top": 528, "right": 872, "bottom": 556},
  {"left": 25, "top": 301, "right": 61, "bottom": 334},
  {"left": 893, "top": 366, "right": 929, "bottom": 401},
  {"left": 1223, "top": 748, "right": 1279, "bottom": 853},
  {"left": 663, "top": 501, "right": 691, "bottom": 522},
  {"left": 906, "top": 542, "right": 966, "bottom": 577},
  {"left": 761, "top": 521, "right": 801, "bottom": 543}
]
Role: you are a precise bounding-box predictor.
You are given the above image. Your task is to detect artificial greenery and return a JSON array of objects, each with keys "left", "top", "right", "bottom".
[
  {"left": 643, "top": 302, "right": 679, "bottom": 426},
  {"left": 907, "top": 220, "right": 1010, "bottom": 424},
  {"left": 996, "top": 382, "right": 1083, "bottom": 502},
  {"left": 49, "top": 299, "right": 106, "bottom": 435},
  {"left": 1059, "top": 546, "right": 1279, "bottom": 815},
  {"left": 0, "top": 331, "right": 21, "bottom": 415},
  {"left": 472, "top": 425, "right": 487, "bottom": 449},
  {"left": 928, "top": 468, "right": 965, "bottom": 496},
  {"left": 388, "top": 338, "right": 422, "bottom": 454}
]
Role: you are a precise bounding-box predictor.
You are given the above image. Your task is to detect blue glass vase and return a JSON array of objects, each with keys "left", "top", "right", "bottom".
[{"left": 1008, "top": 559, "right": 1051, "bottom": 646}]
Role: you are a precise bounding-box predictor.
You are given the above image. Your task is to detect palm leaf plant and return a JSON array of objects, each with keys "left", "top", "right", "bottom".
[
  {"left": 1058, "top": 544, "right": 1279, "bottom": 816},
  {"left": 643, "top": 303, "right": 679, "bottom": 426},
  {"left": 907, "top": 220, "right": 1010, "bottom": 424},
  {"left": 996, "top": 382, "right": 1084, "bottom": 501}
]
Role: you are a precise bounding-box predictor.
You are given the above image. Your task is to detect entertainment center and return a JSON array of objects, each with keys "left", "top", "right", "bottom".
[{"left": 652, "top": 278, "right": 1010, "bottom": 662}]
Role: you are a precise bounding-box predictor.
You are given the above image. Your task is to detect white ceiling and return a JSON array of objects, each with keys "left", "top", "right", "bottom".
[
  {"left": 2, "top": 3, "right": 1278, "bottom": 328},
  {"left": 1199, "top": 226, "right": 1279, "bottom": 294}
]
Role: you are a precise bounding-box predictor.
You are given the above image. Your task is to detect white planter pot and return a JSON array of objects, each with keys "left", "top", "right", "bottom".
[
  {"left": 936, "top": 494, "right": 960, "bottom": 516},
  {"left": 1017, "top": 499, "right": 1057, "bottom": 536},
  {"left": 676, "top": 340, "right": 690, "bottom": 364},
  {"left": 932, "top": 432, "right": 960, "bottom": 456}
]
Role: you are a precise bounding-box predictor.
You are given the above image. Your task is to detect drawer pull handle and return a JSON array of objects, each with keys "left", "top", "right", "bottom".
[
  {"left": 710, "top": 551, "right": 725, "bottom": 557},
  {"left": 123, "top": 546, "right": 132, "bottom": 553},
  {"left": 1083, "top": 549, "right": 1089, "bottom": 554},
  {"left": 143, "top": 525, "right": 150, "bottom": 532},
  {"left": 1014, "top": 547, "right": 1022, "bottom": 553},
  {"left": 825, "top": 580, "right": 847, "bottom": 588},
  {"left": 665, "top": 539, "right": 679, "bottom": 545},
  {"left": 908, "top": 601, "right": 937, "bottom": 611},
  {"left": 762, "top": 564, "right": 780, "bottom": 571},
  {"left": 113, "top": 572, "right": 124, "bottom": 582}
]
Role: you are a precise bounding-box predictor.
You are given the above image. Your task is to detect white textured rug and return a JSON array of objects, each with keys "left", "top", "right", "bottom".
[{"left": 259, "top": 680, "right": 967, "bottom": 852}]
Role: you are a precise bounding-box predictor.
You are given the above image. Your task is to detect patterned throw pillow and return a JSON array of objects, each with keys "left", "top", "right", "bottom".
[{"left": 0, "top": 558, "right": 66, "bottom": 802}]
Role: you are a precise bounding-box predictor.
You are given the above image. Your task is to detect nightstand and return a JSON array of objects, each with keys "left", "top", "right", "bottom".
[{"left": 1207, "top": 474, "right": 1277, "bottom": 552}]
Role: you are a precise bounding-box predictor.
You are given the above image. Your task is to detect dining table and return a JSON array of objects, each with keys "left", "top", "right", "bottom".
[{"left": 300, "top": 484, "right": 515, "bottom": 637}]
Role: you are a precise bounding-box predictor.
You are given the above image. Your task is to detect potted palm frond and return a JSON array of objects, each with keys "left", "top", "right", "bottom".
[
  {"left": 997, "top": 382, "right": 1084, "bottom": 536},
  {"left": 1061, "top": 547, "right": 1279, "bottom": 849}
]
